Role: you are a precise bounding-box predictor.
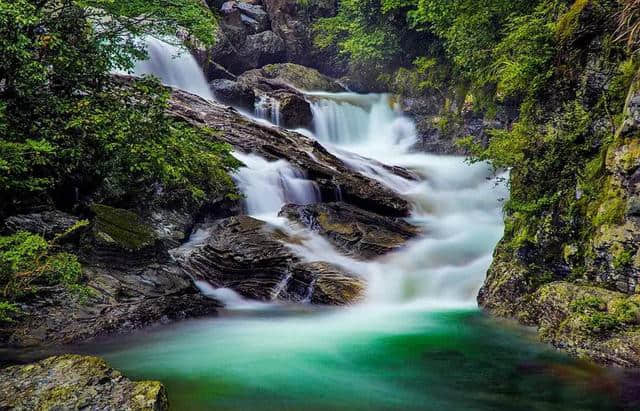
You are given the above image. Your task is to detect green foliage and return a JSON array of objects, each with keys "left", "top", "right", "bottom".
[
  {"left": 0, "top": 232, "right": 87, "bottom": 312},
  {"left": 0, "top": 0, "right": 236, "bottom": 217},
  {"left": 0, "top": 301, "right": 20, "bottom": 323}
]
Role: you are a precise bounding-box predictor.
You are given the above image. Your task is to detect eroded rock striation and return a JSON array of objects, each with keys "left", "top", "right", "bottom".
[
  {"left": 179, "top": 215, "right": 365, "bottom": 305},
  {"left": 0, "top": 355, "right": 168, "bottom": 410},
  {"left": 280, "top": 202, "right": 419, "bottom": 259}
]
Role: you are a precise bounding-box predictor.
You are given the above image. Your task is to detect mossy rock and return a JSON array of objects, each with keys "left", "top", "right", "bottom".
[
  {"left": 261, "top": 63, "right": 345, "bottom": 92},
  {"left": 0, "top": 354, "right": 168, "bottom": 410},
  {"left": 91, "top": 204, "right": 156, "bottom": 251}
]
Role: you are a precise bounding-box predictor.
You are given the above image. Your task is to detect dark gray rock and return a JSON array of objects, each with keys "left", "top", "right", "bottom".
[
  {"left": 280, "top": 202, "right": 419, "bottom": 259},
  {"left": 210, "top": 78, "right": 256, "bottom": 110},
  {"left": 3, "top": 210, "right": 79, "bottom": 240},
  {"left": 262, "top": 0, "right": 345, "bottom": 76},
  {"left": 242, "top": 30, "right": 286, "bottom": 67},
  {"left": 0, "top": 355, "right": 168, "bottom": 410},
  {"left": 237, "top": 2, "right": 270, "bottom": 32},
  {"left": 270, "top": 90, "right": 313, "bottom": 129}
]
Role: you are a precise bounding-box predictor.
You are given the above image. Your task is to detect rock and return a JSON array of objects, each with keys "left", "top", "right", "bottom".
[
  {"left": 237, "top": 2, "right": 270, "bottom": 32},
  {"left": 167, "top": 87, "right": 412, "bottom": 217},
  {"left": 262, "top": 0, "right": 345, "bottom": 76},
  {"left": 239, "top": 63, "right": 345, "bottom": 93},
  {"left": 2, "top": 204, "right": 221, "bottom": 348},
  {"left": 241, "top": 30, "right": 286, "bottom": 67},
  {"left": 181, "top": 215, "right": 365, "bottom": 305},
  {"left": 210, "top": 79, "right": 256, "bottom": 110},
  {"left": 2, "top": 210, "right": 79, "bottom": 240},
  {"left": 270, "top": 90, "right": 312, "bottom": 128},
  {"left": 207, "top": 61, "right": 237, "bottom": 81},
  {"left": 280, "top": 202, "right": 419, "bottom": 259},
  {"left": 0, "top": 355, "right": 168, "bottom": 410}
]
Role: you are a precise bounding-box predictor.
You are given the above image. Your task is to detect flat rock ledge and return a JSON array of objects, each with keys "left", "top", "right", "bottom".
[
  {"left": 280, "top": 202, "right": 420, "bottom": 259},
  {"left": 0, "top": 354, "right": 168, "bottom": 410}
]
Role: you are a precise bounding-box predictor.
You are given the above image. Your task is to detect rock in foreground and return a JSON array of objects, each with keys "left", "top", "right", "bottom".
[
  {"left": 0, "top": 355, "right": 168, "bottom": 410},
  {"left": 180, "top": 215, "right": 365, "bottom": 305}
]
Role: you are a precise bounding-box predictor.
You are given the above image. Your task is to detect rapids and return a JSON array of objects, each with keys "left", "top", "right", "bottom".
[{"left": 88, "top": 46, "right": 630, "bottom": 410}]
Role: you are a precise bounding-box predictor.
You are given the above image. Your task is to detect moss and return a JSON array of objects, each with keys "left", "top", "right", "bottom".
[
  {"left": 91, "top": 204, "right": 156, "bottom": 251},
  {"left": 555, "top": 0, "right": 590, "bottom": 42},
  {"left": 591, "top": 177, "right": 626, "bottom": 228},
  {"left": 609, "top": 298, "right": 640, "bottom": 325}
]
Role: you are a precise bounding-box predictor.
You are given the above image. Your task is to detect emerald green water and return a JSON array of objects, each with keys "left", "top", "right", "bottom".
[{"left": 89, "top": 306, "right": 632, "bottom": 410}]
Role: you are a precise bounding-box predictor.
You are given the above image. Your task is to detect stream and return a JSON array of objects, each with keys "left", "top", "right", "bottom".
[{"left": 84, "top": 39, "right": 633, "bottom": 410}]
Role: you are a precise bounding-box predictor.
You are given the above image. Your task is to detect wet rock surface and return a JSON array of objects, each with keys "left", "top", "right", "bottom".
[
  {"left": 168, "top": 87, "right": 412, "bottom": 217},
  {"left": 180, "top": 215, "right": 365, "bottom": 305},
  {"left": 2, "top": 204, "right": 221, "bottom": 348},
  {"left": 0, "top": 354, "right": 168, "bottom": 410},
  {"left": 280, "top": 202, "right": 419, "bottom": 259},
  {"left": 2, "top": 210, "right": 79, "bottom": 240},
  {"left": 210, "top": 78, "right": 256, "bottom": 110}
]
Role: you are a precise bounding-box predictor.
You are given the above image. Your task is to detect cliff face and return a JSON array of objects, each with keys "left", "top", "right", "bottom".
[{"left": 478, "top": 2, "right": 640, "bottom": 366}]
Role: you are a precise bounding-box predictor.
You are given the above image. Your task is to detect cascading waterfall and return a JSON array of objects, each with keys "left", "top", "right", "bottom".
[
  {"left": 90, "top": 50, "right": 625, "bottom": 411},
  {"left": 232, "top": 152, "right": 320, "bottom": 219},
  {"left": 118, "top": 36, "right": 214, "bottom": 101},
  {"left": 254, "top": 95, "right": 282, "bottom": 126}
]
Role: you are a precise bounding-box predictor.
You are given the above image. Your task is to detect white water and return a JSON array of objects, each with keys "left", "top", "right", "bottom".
[
  {"left": 118, "top": 36, "right": 214, "bottom": 100},
  {"left": 118, "top": 39, "right": 506, "bottom": 307},
  {"left": 232, "top": 92, "right": 506, "bottom": 308},
  {"left": 254, "top": 95, "right": 282, "bottom": 126}
]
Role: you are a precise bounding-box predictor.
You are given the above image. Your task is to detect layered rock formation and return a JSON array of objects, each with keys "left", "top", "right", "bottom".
[
  {"left": 179, "top": 215, "right": 365, "bottom": 305},
  {"left": 0, "top": 355, "right": 168, "bottom": 410},
  {"left": 280, "top": 202, "right": 419, "bottom": 259}
]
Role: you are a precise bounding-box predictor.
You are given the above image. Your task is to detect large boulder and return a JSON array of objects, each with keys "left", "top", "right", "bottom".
[
  {"left": 210, "top": 78, "right": 256, "bottom": 110},
  {"left": 239, "top": 63, "right": 345, "bottom": 93},
  {"left": 280, "top": 202, "right": 419, "bottom": 259},
  {"left": 180, "top": 215, "right": 365, "bottom": 305},
  {"left": 0, "top": 355, "right": 168, "bottom": 410},
  {"left": 2, "top": 204, "right": 221, "bottom": 348},
  {"left": 242, "top": 30, "right": 286, "bottom": 67}
]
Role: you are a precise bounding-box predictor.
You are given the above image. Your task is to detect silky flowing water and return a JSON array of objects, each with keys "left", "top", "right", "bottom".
[{"left": 85, "top": 48, "right": 635, "bottom": 409}]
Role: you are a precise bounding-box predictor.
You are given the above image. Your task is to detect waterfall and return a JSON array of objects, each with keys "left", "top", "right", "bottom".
[
  {"left": 232, "top": 152, "right": 320, "bottom": 219},
  {"left": 254, "top": 95, "right": 282, "bottom": 126},
  {"left": 120, "top": 36, "right": 214, "bottom": 101},
  {"left": 308, "top": 92, "right": 416, "bottom": 154}
]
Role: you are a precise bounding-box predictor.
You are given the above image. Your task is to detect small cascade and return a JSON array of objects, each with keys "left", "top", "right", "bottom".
[
  {"left": 308, "top": 92, "right": 416, "bottom": 154},
  {"left": 233, "top": 152, "right": 320, "bottom": 218},
  {"left": 121, "top": 36, "right": 214, "bottom": 101},
  {"left": 254, "top": 95, "right": 282, "bottom": 126}
]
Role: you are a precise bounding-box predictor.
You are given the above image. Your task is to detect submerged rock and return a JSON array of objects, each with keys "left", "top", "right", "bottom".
[
  {"left": 0, "top": 355, "right": 168, "bottom": 410},
  {"left": 181, "top": 215, "right": 365, "bottom": 305},
  {"left": 280, "top": 202, "right": 419, "bottom": 259}
]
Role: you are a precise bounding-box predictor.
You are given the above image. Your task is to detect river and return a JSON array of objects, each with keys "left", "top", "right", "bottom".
[{"left": 85, "top": 39, "right": 633, "bottom": 410}]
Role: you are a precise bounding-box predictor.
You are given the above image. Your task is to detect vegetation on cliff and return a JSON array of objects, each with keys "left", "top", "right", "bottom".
[{"left": 0, "top": 0, "right": 239, "bottom": 317}]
